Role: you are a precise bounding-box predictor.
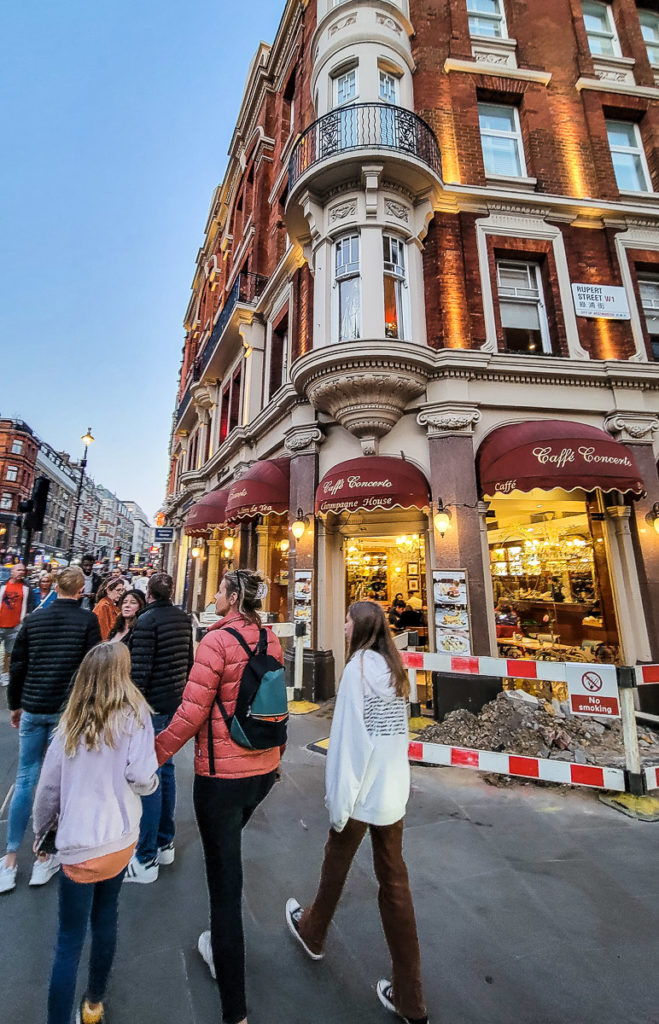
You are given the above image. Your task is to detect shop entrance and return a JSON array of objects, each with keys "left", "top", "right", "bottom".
[
  {"left": 487, "top": 488, "right": 621, "bottom": 665},
  {"left": 344, "top": 533, "right": 428, "bottom": 644}
]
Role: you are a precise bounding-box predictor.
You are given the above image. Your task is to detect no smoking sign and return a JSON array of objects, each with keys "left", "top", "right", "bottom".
[{"left": 566, "top": 664, "right": 620, "bottom": 718}]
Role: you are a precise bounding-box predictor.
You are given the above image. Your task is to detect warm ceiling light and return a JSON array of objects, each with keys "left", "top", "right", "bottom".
[{"left": 191, "top": 546, "right": 201, "bottom": 558}]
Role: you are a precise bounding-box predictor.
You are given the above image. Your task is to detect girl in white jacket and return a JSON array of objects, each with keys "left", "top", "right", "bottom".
[{"left": 286, "top": 600, "right": 428, "bottom": 1024}]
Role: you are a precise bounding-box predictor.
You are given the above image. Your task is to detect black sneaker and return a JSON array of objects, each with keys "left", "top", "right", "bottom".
[
  {"left": 376, "top": 979, "right": 428, "bottom": 1024},
  {"left": 285, "top": 898, "right": 324, "bottom": 960}
]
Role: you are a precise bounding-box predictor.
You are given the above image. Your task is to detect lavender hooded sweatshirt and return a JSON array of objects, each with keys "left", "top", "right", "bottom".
[{"left": 33, "top": 708, "right": 158, "bottom": 865}]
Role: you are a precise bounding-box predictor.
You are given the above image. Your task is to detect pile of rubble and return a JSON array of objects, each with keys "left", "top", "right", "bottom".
[{"left": 416, "top": 689, "right": 659, "bottom": 769}]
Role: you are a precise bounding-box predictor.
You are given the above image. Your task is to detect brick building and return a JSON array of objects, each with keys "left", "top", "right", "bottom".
[
  {"left": 163, "top": 0, "right": 659, "bottom": 700},
  {"left": 0, "top": 419, "right": 38, "bottom": 560}
]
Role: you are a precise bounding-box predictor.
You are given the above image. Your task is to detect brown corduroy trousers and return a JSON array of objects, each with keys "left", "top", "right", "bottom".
[{"left": 298, "top": 817, "right": 426, "bottom": 1021}]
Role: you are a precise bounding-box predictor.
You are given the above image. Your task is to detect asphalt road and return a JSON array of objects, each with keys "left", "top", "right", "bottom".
[{"left": 1, "top": 696, "right": 658, "bottom": 1024}]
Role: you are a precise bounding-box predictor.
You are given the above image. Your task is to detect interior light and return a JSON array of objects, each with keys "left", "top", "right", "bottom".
[
  {"left": 223, "top": 535, "right": 234, "bottom": 552},
  {"left": 279, "top": 538, "right": 290, "bottom": 553},
  {"left": 191, "top": 546, "right": 201, "bottom": 559}
]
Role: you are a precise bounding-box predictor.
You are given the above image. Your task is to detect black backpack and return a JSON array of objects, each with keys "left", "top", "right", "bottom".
[{"left": 208, "top": 626, "right": 288, "bottom": 772}]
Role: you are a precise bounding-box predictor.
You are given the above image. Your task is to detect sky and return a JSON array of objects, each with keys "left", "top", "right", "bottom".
[{"left": 0, "top": 0, "right": 284, "bottom": 520}]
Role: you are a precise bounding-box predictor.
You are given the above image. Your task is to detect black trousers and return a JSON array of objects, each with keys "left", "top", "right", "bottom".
[{"left": 193, "top": 771, "right": 276, "bottom": 1024}]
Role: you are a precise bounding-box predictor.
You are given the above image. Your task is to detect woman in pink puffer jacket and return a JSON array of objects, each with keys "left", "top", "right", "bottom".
[{"left": 156, "top": 569, "right": 283, "bottom": 1024}]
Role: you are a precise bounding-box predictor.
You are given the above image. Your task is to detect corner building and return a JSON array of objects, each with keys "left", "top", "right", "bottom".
[{"left": 164, "top": 0, "right": 659, "bottom": 702}]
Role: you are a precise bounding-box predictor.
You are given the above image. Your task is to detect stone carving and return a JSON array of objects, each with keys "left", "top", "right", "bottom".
[
  {"left": 330, "top": 200, "right": 357, "bottom": 222},
  {"left": 473, "top": 50, "right": 512, "bottom": 66},
  {"left": 605, "top": 414, "right": 659, "bottom": 442},
  {"left": 360, "top": 437, "right": 379, "bottom": 456},
  {"left": 384, "top": 199, "right": 409, "bottom": 222},
  {"left": 306, "top": 368, "right": 426, "bottom": 439},
  {"left": 284, "top": 426, "right": 324, "bottom": 453},
  {"left": 329, "top": 14, "right": 357, "bottom": 36},
  {"left": 417, "top": 409, "right": 481, "bottom": 435},
  {"left": 376, "top": 12, "right": 402, "bottom": 33},
  {"left": 596, "top": 70, "right": 628, "bottom": 83}
]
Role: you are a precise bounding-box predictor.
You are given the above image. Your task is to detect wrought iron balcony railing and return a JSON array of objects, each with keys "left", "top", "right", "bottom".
[
  {"left": 176, "top": 270, "right": 267, "bottom": 423},
  {"left": 289, "top": 103, "right": 442, "bottom": 189}
]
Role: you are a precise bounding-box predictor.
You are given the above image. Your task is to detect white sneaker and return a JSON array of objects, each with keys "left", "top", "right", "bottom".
[
  {"left": 0, "top": 858, "right": 17, "bottom": 894},
  {"left": 157, "top": 842, "right": 175, "bottom": 866},
  {"left": 1, "top": 672, "right": 9, "bottom": 687},
  {"left": 123, "top": 856, "right": 159, "bottom": 884},
  {"left": 29, "top": 855, "right": 60, "bottom": 887},
  {"left": 197, "top": 930, "right": 216, "bottom": 979}
]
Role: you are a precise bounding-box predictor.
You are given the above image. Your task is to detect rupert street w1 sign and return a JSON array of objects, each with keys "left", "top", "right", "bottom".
[{"left": 566, "top": 664, "right": 620, "bottom": 718}]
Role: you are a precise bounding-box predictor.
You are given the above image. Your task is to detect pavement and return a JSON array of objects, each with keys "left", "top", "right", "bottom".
[{"left": 1, "top": 693, "right": 658, "bottom": 1024}]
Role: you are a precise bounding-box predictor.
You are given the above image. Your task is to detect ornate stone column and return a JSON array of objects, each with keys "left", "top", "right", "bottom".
[
  {"left": 205, "top": 534, "right": 222, "bottom": 607},
  {"left": 418, "top": 403, "right": 496, "bottom": 656}
]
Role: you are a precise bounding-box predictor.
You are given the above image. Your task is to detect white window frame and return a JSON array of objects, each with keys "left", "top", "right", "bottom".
[
  {"left": 581, "top": 1, "right": 621, "bottom": 57},
  {"left": 1, "top": 493, "right": 12, "bottom": 510},
  {"left": 379, "top": 69, "right": 399, "bottom": 104},
  {"left": 606, "top": 120, "right": 652, "bottom": 193},
  {"left": 478, "top": 102, "right": 526, "bottom": 178},
  {"left": 639, "top": 10, "right": 659, "bottom": 68},
  {"left": 383, "top": 234, "right": 409, "bottom": 340},
  {"left": 496, "top": 259, "right": 552, "bottom": 355},
  {"left": 467, "top": 0, "right": 507, "bottom": 39},
  {"left": 10, "top": 440, "right": 23, "bottom": 455},
  {"left": 6, "top": 465, "right": 18, "bottom": 482},
  {"left": 638, "top": 274, "right": 659, "bottom": 357},
  {"left": 334, "top": 233, "right": 361, "bottom": 342},
  {"left": 333, "top": 66, "right": 358, "bottom": 108}
]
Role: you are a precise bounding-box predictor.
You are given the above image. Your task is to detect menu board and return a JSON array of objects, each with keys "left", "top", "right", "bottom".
[
  {"left": 293, "top": 570, "right": 312, "bottom": 648},
  {"left": 433, "top": 570, "right": 472, "bottom": 656}
]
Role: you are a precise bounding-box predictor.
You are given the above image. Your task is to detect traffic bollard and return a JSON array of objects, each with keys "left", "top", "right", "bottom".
[
  {"left": 617, "top": 666, "right": 646, "bottom": 797},
  {"left": 294, "top": 621, "right": 306, "bottom": 702}
]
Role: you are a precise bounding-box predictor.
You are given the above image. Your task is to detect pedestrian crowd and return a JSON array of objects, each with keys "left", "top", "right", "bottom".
[{"left": 0, "top": 558, "right": 429, "bottom": 1024}]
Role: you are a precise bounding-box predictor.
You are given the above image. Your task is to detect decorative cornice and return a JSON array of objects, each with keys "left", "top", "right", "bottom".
[
  {"left": 417, "top": 405, "right": 481, "bottom": 437},
  {"left": 284, "top": 425, "right": 325, "bottom": 454},
  {"left": 604, "top": 413, "right": 659, "bottom": 444},
  {"left": 444, "top": 56, "right": 552, "bottom": 86}
]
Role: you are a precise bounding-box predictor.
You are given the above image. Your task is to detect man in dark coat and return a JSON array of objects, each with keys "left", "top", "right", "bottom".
[
  {"left": 125, "top": 572, "right": 193, "bottom": 883},
  {"left": 0, "top": 566, "right": 102, "bottom": 894},
  {"left": 80, "top": 553, "right": 103, "bottom": 611}
]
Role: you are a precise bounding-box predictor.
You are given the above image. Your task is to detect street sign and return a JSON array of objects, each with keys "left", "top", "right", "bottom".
[
  {"left": 571, "top": 283, "right": 630, "bottom": 320},
  {"left": 566, "top": 664, "right": 620, "bottom": 718},
  {"left": 154, "top": 527, "right": 174, "bottom": 544}
]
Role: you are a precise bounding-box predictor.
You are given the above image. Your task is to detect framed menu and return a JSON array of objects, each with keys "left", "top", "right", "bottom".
[
  {"left": 432, "top": 570, "right": 472, "bottom": 656},
  {"left": 293, "top": 569, "right": 312, "bottom": 648}
]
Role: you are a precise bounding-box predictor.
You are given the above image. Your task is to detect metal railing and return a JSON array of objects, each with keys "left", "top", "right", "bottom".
[
  {"left": 175, "top": 271, "right": 267, "bottom": 423},
  {"left": 289, "top": 103, "right": 442, "bottom": 188}
]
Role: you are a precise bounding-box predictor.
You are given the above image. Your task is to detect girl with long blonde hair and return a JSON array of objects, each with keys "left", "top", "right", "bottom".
[{"left": 33, "top": 642, "right": 158, "bottom": 1024}]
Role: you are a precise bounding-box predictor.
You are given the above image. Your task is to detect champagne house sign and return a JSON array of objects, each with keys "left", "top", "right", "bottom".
[{"left": 571, "top": 283, "right": 630, "bottom": 320}]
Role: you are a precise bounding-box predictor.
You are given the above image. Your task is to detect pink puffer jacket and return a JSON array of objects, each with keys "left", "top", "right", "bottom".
[{"left": 155, "top": 613, "right": 283, "bottom": 779}]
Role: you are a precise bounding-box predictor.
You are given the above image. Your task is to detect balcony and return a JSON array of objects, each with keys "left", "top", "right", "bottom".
[
  {"left": 175, "top": 270, "right": 267, "bottom": 426},
  {"left": 288, "top": 103, "right": 442, "bottom": 199}
]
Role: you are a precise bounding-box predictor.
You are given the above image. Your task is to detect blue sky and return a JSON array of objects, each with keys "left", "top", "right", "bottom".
[{"left": 0, "top": 0, "right": 283, "bottom": 519}]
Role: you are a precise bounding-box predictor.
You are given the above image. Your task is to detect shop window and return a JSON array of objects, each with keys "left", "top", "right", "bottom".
[
  {"left": 11, "top": 439, "right": 22, "bottom": 455},
  {"left": 638, "top": 275, "right": 659, "bottom": 359},
  {"left": 497, "top": 261, "right": 551, "bottom": 354},
  {"left": 639, "top": 10, "right": 659, "bottom": 67},
  {"left": 335, "top": 234, "right": 361, "bottom": 340},
  {"left": 1, "top": 493, "right": 12, "bottom": 510},
  {"left": 581, "top": 0, "right": 620, "bottom": 56},
  {"left": 467, "top": 0, "right": 507, "bottom": 38},
  {"left": 269, "top": 315, "right": 289, "bottom": 399},
  {"left": 383, "top": 235, "right": 407, "bottom": 339},
  {"left": 606, "top": 120, "right": 652, "bottom": 192},
  {"left": 6, "top": 465, "right": 17, "bottom": 482},
  {"left": 478, "top": 103, "right": 526, "bottom": 178},
  {"left": 488, "top": 491, "right": 620, "bottom": 664}
]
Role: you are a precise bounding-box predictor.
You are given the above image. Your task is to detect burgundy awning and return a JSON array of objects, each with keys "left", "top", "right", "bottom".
[
  {"left": 184, "top": 488, "right": 230, "bottom": 535},
  {"left": 225, "top": 458, "right": 291, "bottom": 520},
  {"left": 477, "top": 421, "right": 644, "bottom": 497},
  {"left": 316, "top": 457, "right": 431, "bottom": 515}
]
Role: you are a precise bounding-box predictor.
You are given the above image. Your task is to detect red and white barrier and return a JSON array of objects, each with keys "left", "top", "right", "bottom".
[
  {"left": 408, "top": 739, "right": 626, "bottom": 791},
  {"left": 403, "top": 649, "right": 573, "bottom": 684},
  {"left": 634, "top": 664, "right": 659, "bottom": 686},
  {"left": 644, "top": 765, "right": 659, "bottom": 791}
]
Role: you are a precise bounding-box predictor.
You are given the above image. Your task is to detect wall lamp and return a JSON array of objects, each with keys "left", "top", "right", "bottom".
[
  {"left": 646, "top": 502, "right": 659, "bottom": 536},
  {"left": 433, "top": 500, "right": 452, "bottom": 539},
  {"left": 291, "top": 507, "right": 310, "bottom": 542},
  {"left": 223, "top": 530, "right": 235, "bottom": 553}
]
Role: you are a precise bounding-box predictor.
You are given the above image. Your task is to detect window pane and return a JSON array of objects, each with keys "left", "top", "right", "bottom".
[
  {"left": 498, "top": 263, "right": 534, "bottom": 289},
  {"left": 640, "top": 281, "right": 659, "bottom": 307},
  {"left": 336, "top": 235, "right": 360, "bottom": 276},
  {"left": 502, "top": 327, "right": 544, "bottom": 353},
  {"left": 611, "top": 151, "right": 647, "bottom": 191},
  {"left": 607, "top": 121, "right": 636, "bottom": 148},
  {"left": 582, "top": 2, "right": 609, "bottom": 32},
  {"left": 500, "top": 300, "right": 541, "bottom": 330},
  {"left": 379, "top": 71, "right": 397, "bottom": 104},
  {"left": 339, "top": 277, "right": 360, "bottom": 340},
  {"left": 384, "top": 275, "right": 403, "bottom": 339},
  {"left": 469, "top": 15, "right": 502, "bottom": 36},
  {"left": 479, "top": 105, "right": 515, "bottom": 133},
  {"left": 482, "top": 134, "right": 522, "bottom": 176}
]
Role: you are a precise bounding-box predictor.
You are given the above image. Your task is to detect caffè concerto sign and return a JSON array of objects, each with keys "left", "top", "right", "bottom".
[{"left": 571, "top": 283, "right": 630, "bottom": 320}]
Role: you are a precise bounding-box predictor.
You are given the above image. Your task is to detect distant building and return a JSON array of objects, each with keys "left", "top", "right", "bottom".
[
  {"left": 124, "top": 501, "right": 153, "bottom": 565},
  {"left": 0, "top": 418, "right": 38, "bottom": 560},
  {"left": 33, "top": 442, "right": 78, "bottom": 559},
  {"left": 96, "top": 486, "right": 133, "bottom": 566}
]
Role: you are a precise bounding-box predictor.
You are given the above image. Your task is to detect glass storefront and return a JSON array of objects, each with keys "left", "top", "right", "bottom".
[
  {"left": 344, "top": 533, "right": 428, "bottom": 642},
  {"left": 487, "top": 488, "right": 620, "bottom": 664}
]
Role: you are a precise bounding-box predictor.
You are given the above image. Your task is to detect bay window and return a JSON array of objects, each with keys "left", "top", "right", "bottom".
[
  {"left": 335, "top": 234, "right": 361, "bottom": 341},
  {"left": 383, "top": 235, "right": 407, "bottom": 339}
]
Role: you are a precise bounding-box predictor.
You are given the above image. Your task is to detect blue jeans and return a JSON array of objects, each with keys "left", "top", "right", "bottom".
[
  {"left": 7, "top": 711, "right": 60, "bottom": 853},
  {"left": 48, "top": 867, "right": 125, "bottom": 1024},
  {"left": 136, "top": 712, "right": 175, "bottom": 864}
]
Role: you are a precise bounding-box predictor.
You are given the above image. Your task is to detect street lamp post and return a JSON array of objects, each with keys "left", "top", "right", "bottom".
[{"left": 67, "top": 428, "right": 95, "bottom": 563}]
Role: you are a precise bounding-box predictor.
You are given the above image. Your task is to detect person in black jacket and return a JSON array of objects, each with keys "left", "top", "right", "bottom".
[
  {"left": 0, "top": 566, "right": 102, "bottom": 895},
  {"left": 79, "top": 554, "right": 103, "bottom": 612},
  {"left": 125, "top": 572, "right": 193, "bottom": 884}
]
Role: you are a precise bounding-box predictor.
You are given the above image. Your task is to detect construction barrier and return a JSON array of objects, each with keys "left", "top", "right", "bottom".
[{"left": 402, "top": 650, "right": 659, "bottom": 796}]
